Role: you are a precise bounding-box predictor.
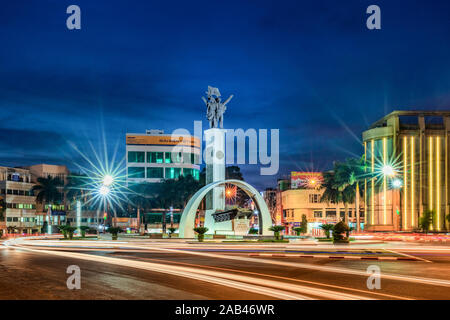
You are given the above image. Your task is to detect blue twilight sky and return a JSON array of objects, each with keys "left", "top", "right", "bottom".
[{"left": 0, "top": 0, "right": 449, "bottom": 190}]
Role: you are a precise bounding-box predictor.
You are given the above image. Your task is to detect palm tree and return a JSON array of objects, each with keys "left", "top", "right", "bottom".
[
  {"left": 193, "top": 227, "right": 208, "bottom": 242},
  {"left": 129, "top": 183, "right": 154, "bottom": 234},
  {"left": 320, "top": 224, "right": 334, "bottom": 239},
  {"left": 269, "top": 225, "right": 285, "bottom": 240},
  {"left": 32, "top": 176, "right": 64, "bottom": 233},
  {"left": 333, "top": 158, "right": 366, "bottom": 231}
]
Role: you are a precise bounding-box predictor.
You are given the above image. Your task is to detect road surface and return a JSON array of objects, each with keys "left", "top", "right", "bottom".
[{"left": 1, "top": 237, "right": 450, "bottom": 300}]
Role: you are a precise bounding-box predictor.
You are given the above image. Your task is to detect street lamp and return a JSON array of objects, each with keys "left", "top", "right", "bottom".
[
  {"left": 103, "top": 174, "right": 114, "bottom": 187},
  {"left": 96, "top": 175, "right": 114, "bottom": 238},
  {"left": 382, "top": 165, "right": 396, "bottom": 178},
  {"left": 99, "top": 185, "right": 111, "bottom": 196},
  {"left": 392, "top": 178, "right": 403, "bottom": 189}
]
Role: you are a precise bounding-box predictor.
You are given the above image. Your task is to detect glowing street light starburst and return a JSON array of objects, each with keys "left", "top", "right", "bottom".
[{"left": 67, "top": 138, "right": 132, "bottom": 213}]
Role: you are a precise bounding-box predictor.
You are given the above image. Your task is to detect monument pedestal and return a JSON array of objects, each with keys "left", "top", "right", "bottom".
[{"left": 204, "top": 128, "right": 231, "bottom": 234}]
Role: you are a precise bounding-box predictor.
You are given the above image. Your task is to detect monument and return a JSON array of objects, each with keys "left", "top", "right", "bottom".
[{"left": 178, "top": 87, "right": 273, "bottom": 238}]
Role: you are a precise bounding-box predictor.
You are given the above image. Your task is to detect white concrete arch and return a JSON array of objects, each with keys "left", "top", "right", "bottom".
[{"left": 179, "top": 179, "right": 273, "bottom": 238}]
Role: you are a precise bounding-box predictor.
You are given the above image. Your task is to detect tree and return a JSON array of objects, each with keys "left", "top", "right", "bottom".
[
  {"left": 419, "top": 210, "right": 434, "bottom": 232},
  {"left": 321, "top": 171, "right": 343, "bottom": 205},
  {"left": 333, "top": 158, "right": 366, "bottom": 228},
  {"left": 32, "top": 176, "right": 64, "bottom": 233},
  {"left": 193, "top": 227, "right": 208, "bottom": 242},
  {"left": 300, "top": 214, "right": 308, "bottom": 234},
  {"left": 333, "top": 221, "right": 349, "bottom": 242},
  {"left": 107, "top": 227, "right": 122, "bottom": 240},
  {"left": 168, "top": 227, "right": 176, "bottom": 238},
  {"left": 320, "top": 224, "right": 334, "bottom": 239},
  {"left": 59, "top": 225, "right": 77, "bottom": 240},
  {"left": 446, "top": 213, "right": 450, "bottom": 231},
  {"left": 79, "top": 226, "right": 90, "bottom": 238},
  {"left": 129, "top": 183, "right": 154, "bottom": 234},
  {"left": 58, "top": 225, "right": 68, "bottom": 239},
  {"left": 65, "top": 226, "right": 77, "bottom": 240},
  {"left": 269, "top": 225, "right": 285, "bottom": 240}
]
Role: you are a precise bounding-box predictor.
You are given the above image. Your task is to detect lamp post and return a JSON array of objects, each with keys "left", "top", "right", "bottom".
[
  {"left": 380, "top": 164, "right": 404, "bottom": 230},
  {"left": 97, "top": 174, "right": 113, "bottom": 238},
  {"left": 391, "top": 178, "right": 403, "bottom": 231}
]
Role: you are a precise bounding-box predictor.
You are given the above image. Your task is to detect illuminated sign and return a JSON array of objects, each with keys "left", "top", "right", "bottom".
[
  {"left": 126, "top": 135, "right": 200, "bottom": 148},
  {"left": 291, "top": 172, "right": 323, "bottom": 189}
]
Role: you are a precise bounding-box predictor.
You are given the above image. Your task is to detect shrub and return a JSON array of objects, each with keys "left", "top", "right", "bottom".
[
  {"left": 320, "top": 224, "right": 334, "bottom": 239},
  {"left": 64, "top": 226, "right": 77, "bottom": 240},
  {"left": 79, "top": 226, "right": 90, "bottom": 238},
  {"left": 168, "top": 227, "right": 176, "bottom": 238},
  {"left": 333, "top": 221, "right": 349, "bottom": 242},
  {"left": 248, "top": 228, "right": 259, "bottom": 235},
  {"left": 58, "top": 225, "right": 68, "bottom": 239},
  {"left": 107, "top": 227, "right": 123, "bottom": 240},
  {"left": 269, "top": 225, "right": 285, "bottom": 240},
  {"left": 419, "top": 210, "right": 434, "bottom": 232},
  {"left": 193, "top": 227, "right": 209, "bottom": 242}
]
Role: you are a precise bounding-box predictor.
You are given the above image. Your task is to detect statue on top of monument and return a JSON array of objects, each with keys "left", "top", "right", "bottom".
[{"left": 202, "top": 86, "right": 233, "bottom": 129}]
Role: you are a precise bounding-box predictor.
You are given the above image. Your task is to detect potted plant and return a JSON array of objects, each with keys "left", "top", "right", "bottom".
[
  {"left": 107, "top": 227, "right": 122, "bottom": 240},
  {"left": 193, "top": 227, "right": 208, "bottom": 242}
]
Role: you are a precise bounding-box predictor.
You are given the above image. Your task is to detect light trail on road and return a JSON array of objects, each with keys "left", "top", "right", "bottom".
[{"left": 6, "top": 243, "right": 375, "bottom": 300}]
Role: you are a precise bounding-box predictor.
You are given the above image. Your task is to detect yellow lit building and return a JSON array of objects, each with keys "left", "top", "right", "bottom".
[{"left": 363, "top": 111, "right": 450, "bottom": 231}]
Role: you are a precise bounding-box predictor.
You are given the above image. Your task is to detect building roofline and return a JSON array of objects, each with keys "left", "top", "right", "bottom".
[{"left": 369, "top": 110, "right": 450, "bottom": 129}]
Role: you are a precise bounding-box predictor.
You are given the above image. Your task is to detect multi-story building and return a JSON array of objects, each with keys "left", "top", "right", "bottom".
[
  {"left": 363, "top": 111, "right": 450, "bottom": 232},
  {"left": 26, "top": 163, "right": 69, "bottom": 184},
  {"left": 276, "top": 172, "right": 363, "bottom": 236},
  {"left": 126, "top": 129, "right": 201, "bottom": 184},
  {"left": 24, "top": 164, "right": 70, "bottom": 233},
  {"left": 0, "top": 167, "right": 37, "bottom": 234}
]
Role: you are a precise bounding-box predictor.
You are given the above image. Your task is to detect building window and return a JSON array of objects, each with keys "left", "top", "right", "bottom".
[
  {"left": 164, "top": 152, "right": 172, "bottom": 163},
  {"left": 165, "top": 167, "right": 181, "bottom": 179},
  {"left": 326, "top": 211, "right": 337, "bottom": 218},
  {"left": 128, "top": 167, "right": 145, "bottom": 179},
  {"left": 183, "top": 168, "right": 193, "bottom": 177},
  {"left": 314, "top": 211, "right": 323, "bottom": 218},
  {"left": 128, "top": 151, "right": 145, "bottom": 163},
  {"left": 309, "top": 194, "right": 320, "bottom": 203},
  {"left": 147, "top": 152, "right": 164, "bottom": 164},
  {"left": 147, "top": 167, "right": 164, "bottom": 179},
  {"left": 339, "top": 211, "right": 345, "bottom": 218}
]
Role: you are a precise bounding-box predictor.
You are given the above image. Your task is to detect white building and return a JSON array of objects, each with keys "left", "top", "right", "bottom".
[{"left": 126, "top": 130, "right": 201, "bottom": 184}]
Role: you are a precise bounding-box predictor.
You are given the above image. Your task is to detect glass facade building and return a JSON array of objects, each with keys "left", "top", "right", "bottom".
[
  {"left": 126, "top": 130, "right": 201, "bottom": 184},
  {"left": 363, "top": 111, "right": 450, "bottom": 231}
]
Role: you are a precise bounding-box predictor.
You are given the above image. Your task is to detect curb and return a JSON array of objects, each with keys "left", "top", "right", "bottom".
[{"left": 248, "top": 253, "right": 418, "bottom": 261}]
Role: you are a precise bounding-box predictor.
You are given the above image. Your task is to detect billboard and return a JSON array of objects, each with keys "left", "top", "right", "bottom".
[
  {"left": 126, "top": 135, "right": 201, "bottom": 148},
  {"left": 291, "top": 172, "right": 323, "bottom": 189}
]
